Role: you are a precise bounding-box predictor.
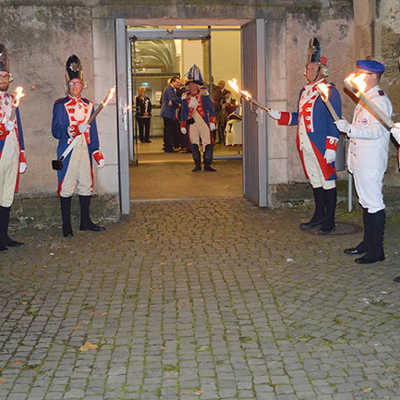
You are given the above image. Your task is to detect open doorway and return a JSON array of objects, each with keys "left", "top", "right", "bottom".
[
  {"left": 115, "top": 19, "right": 269, "bottom": 215},
  {"left": 127, "top": 25, "right": 243, "bottom": 200}
]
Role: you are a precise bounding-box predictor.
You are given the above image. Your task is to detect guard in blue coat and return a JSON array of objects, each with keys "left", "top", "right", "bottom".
[
  {"left": 0, "top": 44, "right": 26, "bottom": 250},
  {"left": 267, "top": 38, "right": 342, "bottom": 234},
  {"left": 52, "top": 55, "right": 105, "bottom": 237}
]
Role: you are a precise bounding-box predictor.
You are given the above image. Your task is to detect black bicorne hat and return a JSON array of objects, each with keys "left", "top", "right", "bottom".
[
  {"left": 307, "top": 38, "right": 321, "bottom": 64},
  {"left": 66, "top": 54, "right": 83, "bottom": 81},
  {"left": 0, "top": 44, "right": 9, "bottom": 72}
]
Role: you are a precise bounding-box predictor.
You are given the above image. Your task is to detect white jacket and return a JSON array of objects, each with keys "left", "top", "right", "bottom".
[{"left": 347, "top": 85, "right": 392, "bottom": 173}]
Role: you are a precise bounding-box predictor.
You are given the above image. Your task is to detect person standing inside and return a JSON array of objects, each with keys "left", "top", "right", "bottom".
[
  {"left": 160, "top": 77, "right": 181, "bottom": 152},
  {"left": 52, "top": 55, "right": 105, "bottom": 237},
  {"left": 0, "top": 44, "right": 27, "bottom": 250},
  {"left": 336, "top": 60, "right": 392, "bottom": 264},
  {"left": 266, "top": 38, "right": 342, "bottom": 234},
  {"left": 180, "top": 65, "right": 217, "bottom": 172},
  {"left": 135, "top": 86, "right": 152, "bottom": 143}
]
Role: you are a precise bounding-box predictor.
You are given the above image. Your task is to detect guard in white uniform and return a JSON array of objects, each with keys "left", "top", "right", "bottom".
[
  {"left": 336, "top": 59, "right": 392, "bottom": 264},
  {"left": 0, "top": 44, "right": 27, "bottom": 250}
]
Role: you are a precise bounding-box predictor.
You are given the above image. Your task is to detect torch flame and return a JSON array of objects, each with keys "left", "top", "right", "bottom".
[
  {"left": 13, "top": 86, "right": 25, "bottom": 108},
  {"left": 228, "top": 78, "right": 240, "bottom": 94},
  {"left": 241, "top": 90, "right": 252, "bottom": 101},
  {"left": 345, "top": 72, "right": 367, "bottom": 94},
  {"left": 228, "top": 78, "right": 252, "bottom": 100},
  {"left": 102, "top": 86, "right": 116, "bottom": 107}
]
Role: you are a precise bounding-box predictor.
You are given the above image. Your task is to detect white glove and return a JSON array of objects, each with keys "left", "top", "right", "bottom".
[
  {"left": 78, "top": 123, "right": 90, "bottom": 134},
  {"left": 267, "top": 109, "right": 281, "bottom": 120},
  {"left": 391, "top": 122, "right": 400, "bottom": 144},
  {"left": 324, "top": 149, "right": 336, "bottom": 164},
  {"left": 335, "top": 119, "right": 351, "bottom": 134},
  {"left": 19, "top": 162, "right": 27, "bottom": 174},
  {"left": 4, "top": 120, "right": 15, "bottom": 132},
  {"left": 189, "top": 97, "right": 198, "bottom": 108},
  {"left": 181, "top": 127, "right": 187, "bottom": 135},
  {"left": 210, "top": 123, "right": 216, "bottom": 131},
  {"left": 98, "top": 158, "right": 105, "bottom": 168}
]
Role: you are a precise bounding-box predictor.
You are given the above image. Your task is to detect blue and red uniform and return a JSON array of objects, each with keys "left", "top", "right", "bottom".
[
  {"left": 278, "top": 79, "right": 342, "bottom": 181},
  {"left": 52, "top": 96, "right": 102, "bottom": 195}
]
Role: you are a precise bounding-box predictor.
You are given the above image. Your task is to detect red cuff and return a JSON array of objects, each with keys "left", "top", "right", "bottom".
[
  {"left": 209, "top": 116, "right": 216, "bottom": 124},
  {"left": 93, "top": 150, "right": 104, "bottom": 164},
  {"left": 325, "top": 136, "right": 338, "bottom": 151},
  {"left": 180, "top": 121, "right": 187, "bottom": 128},
  {"left": 278, "top": 112, "right": 291, "bottom": 126},
  {"left": 19, "top": 151, "right": 26, "bottom": 163}
]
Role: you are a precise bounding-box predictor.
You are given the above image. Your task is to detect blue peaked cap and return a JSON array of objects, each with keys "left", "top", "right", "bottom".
[
  {"left": 356, "top": 59, "right": 385, "bottom": 74},
  {"left": 186, "top": 64, "right": 203, "bottom": 85}
]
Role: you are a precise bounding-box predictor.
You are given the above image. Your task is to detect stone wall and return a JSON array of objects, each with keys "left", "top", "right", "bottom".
[{"left": 2, "top": 0, "right": 386, "bottom": 219}]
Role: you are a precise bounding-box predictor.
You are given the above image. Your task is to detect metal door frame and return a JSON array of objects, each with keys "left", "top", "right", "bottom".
[
  {"left": 127, "top": 27, "right": 212, "bottom": 165},
  {"left": 241, "top": 19, "right": 268, "bottom": 207}
]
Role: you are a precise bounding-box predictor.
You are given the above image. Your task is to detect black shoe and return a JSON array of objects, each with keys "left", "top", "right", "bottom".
[
  {"left": 145, "top": 139, "right": 152, "bottom": 143},
  {"left": 80, "top": 221, "right": 105, "bottom": 232},
  {"left": 355, "top": 255, "right": 385, "bottom": 264},
  {"left": 344, "top": 247, "right": 365, "bottom": 255},
  {"left": 318, "top": 225, "right": 335, "bottom": 235},
  {"left": 204, "top": 165, "right": 216, "bottom": 172},
  {"left": 393, "top": 276, "right": 400, "bottom": 283},
  {"left": 299, "top": 218, "right": 325, "bottom": 231},
  {"left": 63, "top": 227, "right": 73, "bottom": 237},
  {"left": 192, "top": 165, "right": 201, "bottom": 172},
  {"left": 6, "top": 236, "right": 23, "bottom": 247}
]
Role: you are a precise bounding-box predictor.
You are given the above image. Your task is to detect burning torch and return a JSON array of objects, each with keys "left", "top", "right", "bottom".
[
  {"left": 344, "top": 73, "right": 393, "bottom": 129},
  {"left": 315, "top": 82, "right": 339, "bottom": 121},
  {"left": 87, "top": 86, "right": 116, "bottom": 125},
  {"left": 9, "top": 86, "right": 25, "bottom": 122},
  {"left": 228, "top": 78, "right": 271, "bottom": 112}
]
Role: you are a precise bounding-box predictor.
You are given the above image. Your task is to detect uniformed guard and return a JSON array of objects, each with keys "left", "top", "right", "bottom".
[
  {"left": 0, "top": 44, "right": 26, "bottom": 250},
  {"left": 266, "top": 38, "right": 342, "bottom": 233},
  {"left": 180, "top": 65, "right": 217, "bottom": 172},
  {"left": 335, "top": 59, "right": 392, "bottom": 264},
  {"left": 52, "top": 55, "right": 105, "bottom": 237}
]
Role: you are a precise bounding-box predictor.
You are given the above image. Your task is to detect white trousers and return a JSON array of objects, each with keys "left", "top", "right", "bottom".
[
  {"left": 353, "top": 168, "right": 384, "bottom": 213},
  {"left": 60, "top": 135, "right": 92, "bottom": 198},
  {"left": 189, "top": 111, "right": 211, "bottom": 148},
  {"left": 0, "top": 132, "right": 19, "bottom": 207}
]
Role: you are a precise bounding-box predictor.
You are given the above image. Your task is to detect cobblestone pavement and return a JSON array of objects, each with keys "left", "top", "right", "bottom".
[{"left": 0, "top": 198, "right": 400, "bottom": 400}]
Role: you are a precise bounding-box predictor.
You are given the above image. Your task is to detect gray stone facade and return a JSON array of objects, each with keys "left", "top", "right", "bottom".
[{"left": 0, "top": 0, "right": 399, "bottom": 220}]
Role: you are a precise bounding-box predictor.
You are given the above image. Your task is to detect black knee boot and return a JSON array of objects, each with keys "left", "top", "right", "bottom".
[
  {"left": 1, "top": 206, "right": 23, "bottom": 247},
  {"left": 60, "top": 196, "right": 73, "bottom": 237},
  {"left": 344, "top": 207, "right": 367, "bottom": 255},
  {"left": 300, "top": 187, "right": 325, "bottom": 230},
  {"left": 0, "top": 206, "right": 8, "bottom": 250},
  {"left": 319, "top": 188, "right": 337, "bottom": 234},
  {"left": 79, "top": 195, "right": 105, "bottom": 232},
  {"left": 191, "top": 144, "right": 201, "bottom": 172},
  {"left": 355, "top": 209, "right": 385, "bottom": 264},
  {"left": 203, "top": 144, "right": 216, "bottom": 172}
]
